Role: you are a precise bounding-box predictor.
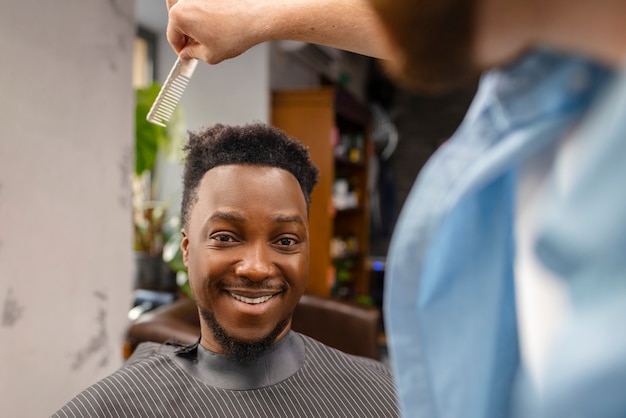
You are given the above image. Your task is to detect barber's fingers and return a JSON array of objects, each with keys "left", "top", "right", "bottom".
[
  {"left": 180, "top": 43, "right": 213, "bottom": 64},
  {"left": 178, "top": 42, "right": 236, "bottom": 65},
  {"left": 166, "top": 23, "right": 188, "bottom": 54},
  {"left": 179, "top": 43, "right": 199, "bottom": 61},
  {"left": 166, "top": 3, "right": 193, "bottom": 54}
]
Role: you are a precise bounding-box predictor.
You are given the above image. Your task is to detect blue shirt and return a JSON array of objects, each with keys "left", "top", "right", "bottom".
[{"left": 384, "top": 50, "right": 625, "bottom": 418}]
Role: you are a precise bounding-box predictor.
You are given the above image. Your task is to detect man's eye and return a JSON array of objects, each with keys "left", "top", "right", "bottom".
[
  {"left": 212, "top": 234, "right": 233, "bottom": 242},
  {"left": 278, "top": 238, "right": 297, "bottom": 246}
]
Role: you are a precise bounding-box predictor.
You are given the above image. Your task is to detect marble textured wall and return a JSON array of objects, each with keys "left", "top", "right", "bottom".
[{"left": 0, "top": 1, "right": 135, "bottom": 415}]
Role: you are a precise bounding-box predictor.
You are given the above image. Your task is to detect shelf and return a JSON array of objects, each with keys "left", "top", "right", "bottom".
[
  {"left": 332, "top": 250, "right": 361, "bottom": 263},
  {"left": 335, "top": 207, "right": 363, "bottom": 215},
  {"left": 335, "top": 158, "right": 366, "bottom": 169},
  {"left": 334, "top": 88, "right": 370, "bottom": 126}
]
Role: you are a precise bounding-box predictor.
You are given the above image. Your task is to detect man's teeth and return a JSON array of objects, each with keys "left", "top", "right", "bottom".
[{"left": 229, "top": 292, "right": 274, "bottom": 304}]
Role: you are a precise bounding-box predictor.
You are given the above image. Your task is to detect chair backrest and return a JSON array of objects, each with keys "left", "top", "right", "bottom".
[
  {"left": 124, "top": 298, "right": 200, "bottom": 358},
  {"left": 291, "top": 293, "right": 382, "bottom": 360}
]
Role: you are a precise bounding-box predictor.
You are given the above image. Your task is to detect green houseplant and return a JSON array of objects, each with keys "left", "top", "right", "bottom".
[
  {"left": 162, "top": 215, "right": 192, "bottom": 298},
  {"left": 133, "top": 82, "right": 185, "bottom": 292}
]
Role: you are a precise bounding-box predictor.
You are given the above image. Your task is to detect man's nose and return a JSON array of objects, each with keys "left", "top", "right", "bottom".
[{"left": 234, "top": 243, "right": 276, "bottom": 282}]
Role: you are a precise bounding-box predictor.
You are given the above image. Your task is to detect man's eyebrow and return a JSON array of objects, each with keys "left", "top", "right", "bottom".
[
  {"left": 270, "top": 214, "right": 306, "bottom": 226},
  {"left": 207, "top": 211, "right": 305, "bottom": 226},
  {"left": 209, "top": 211, "right": 247, "bottom": 222}
]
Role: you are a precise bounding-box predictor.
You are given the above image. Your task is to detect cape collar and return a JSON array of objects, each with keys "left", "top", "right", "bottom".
[{"left": 171, "top": 331, "right": 305, "bottom": 390}]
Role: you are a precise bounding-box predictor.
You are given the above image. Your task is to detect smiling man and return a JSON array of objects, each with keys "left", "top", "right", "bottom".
[{"left": 52, "top": 123, "right": 399, "bottom": 417}]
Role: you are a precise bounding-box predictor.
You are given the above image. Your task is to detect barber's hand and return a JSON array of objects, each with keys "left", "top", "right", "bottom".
[{"left": 166, "top": 0, "right": 266, "bottom": 64}]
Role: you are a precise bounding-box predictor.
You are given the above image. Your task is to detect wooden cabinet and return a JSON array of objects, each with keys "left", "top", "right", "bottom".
[{"left": 272, "top": 87, "right": 371, "bottom": 300}]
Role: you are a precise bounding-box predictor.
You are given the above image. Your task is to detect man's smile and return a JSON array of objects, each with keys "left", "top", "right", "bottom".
[{"left": 229, "top": 292, "right": 277, "bottom": 305}]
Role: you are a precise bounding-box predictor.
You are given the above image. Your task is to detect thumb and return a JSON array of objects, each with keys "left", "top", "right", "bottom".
[{"left": 180, "top": 43, "right": 200, "bottom": 62}]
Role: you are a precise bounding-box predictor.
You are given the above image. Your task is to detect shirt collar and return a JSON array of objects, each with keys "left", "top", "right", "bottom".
[{"left": 485, "top": 49, "right": 614, "bottom": 132}]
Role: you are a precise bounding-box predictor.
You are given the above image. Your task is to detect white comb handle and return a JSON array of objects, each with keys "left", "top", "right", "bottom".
[{"left": 175, "top": 57, "right": 199, "bottom": 78}]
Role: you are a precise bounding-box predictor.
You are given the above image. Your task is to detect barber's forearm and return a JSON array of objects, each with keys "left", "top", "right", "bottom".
[
  {"left": 263, "top": 0, "right": 390, "bottom": 58},
  {"left": 166, "top": 0, "right": 391, "bottom": 64}
]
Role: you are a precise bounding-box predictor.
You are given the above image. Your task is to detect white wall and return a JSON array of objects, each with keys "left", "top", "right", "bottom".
[{"left": 0, "top": 1, "right": 135, "bottom": 416}]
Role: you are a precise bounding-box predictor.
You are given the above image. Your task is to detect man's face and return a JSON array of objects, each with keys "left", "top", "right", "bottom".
[
  {"left": 181, "top": 165, "right": 309, "bottom": 357},
  {"left": 370, "top": 0, "right": 480, "bottom": 92}
]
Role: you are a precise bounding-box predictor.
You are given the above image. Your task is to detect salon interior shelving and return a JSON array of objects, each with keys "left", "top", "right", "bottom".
[{"left": 272, "top": 86, "right": 371, "bottom": 301}]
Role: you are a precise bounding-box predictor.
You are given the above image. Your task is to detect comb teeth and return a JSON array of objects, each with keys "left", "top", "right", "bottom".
[
  {"left": 147, "top": 76, "right": 190, "bottom": 127},
  {"left": 147, "top": 57, "right": 198, "bottom": 127}
]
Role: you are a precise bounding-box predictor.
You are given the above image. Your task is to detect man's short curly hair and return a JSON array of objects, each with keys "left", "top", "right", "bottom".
[{"left": 181, "top": 123, "right": 320, "bottom": 229}]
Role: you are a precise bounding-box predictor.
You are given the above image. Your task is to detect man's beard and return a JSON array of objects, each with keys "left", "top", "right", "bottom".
[
  {"left": 199, "top": 306, "right": 290, "bottom": 363},
  {"left": 370, "top": 0, "right": 480, "bottom": 93}
]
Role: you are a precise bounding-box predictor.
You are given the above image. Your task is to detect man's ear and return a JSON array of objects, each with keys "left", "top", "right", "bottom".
[{"left": 181, "top": 229, "right": 189, "bottom": 268}]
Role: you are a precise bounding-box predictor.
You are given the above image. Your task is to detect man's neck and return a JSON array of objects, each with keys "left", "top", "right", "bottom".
[
  {"left": 533, "top": 0, "right": 626, "bottom": 68},
  {"left": 475, "top": 0, "right": 626, "bottom": 70}
]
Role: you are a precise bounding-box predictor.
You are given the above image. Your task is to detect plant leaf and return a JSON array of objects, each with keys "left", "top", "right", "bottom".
[{"left": 135, "top": 83, "right": 167, "bottom": 175}]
